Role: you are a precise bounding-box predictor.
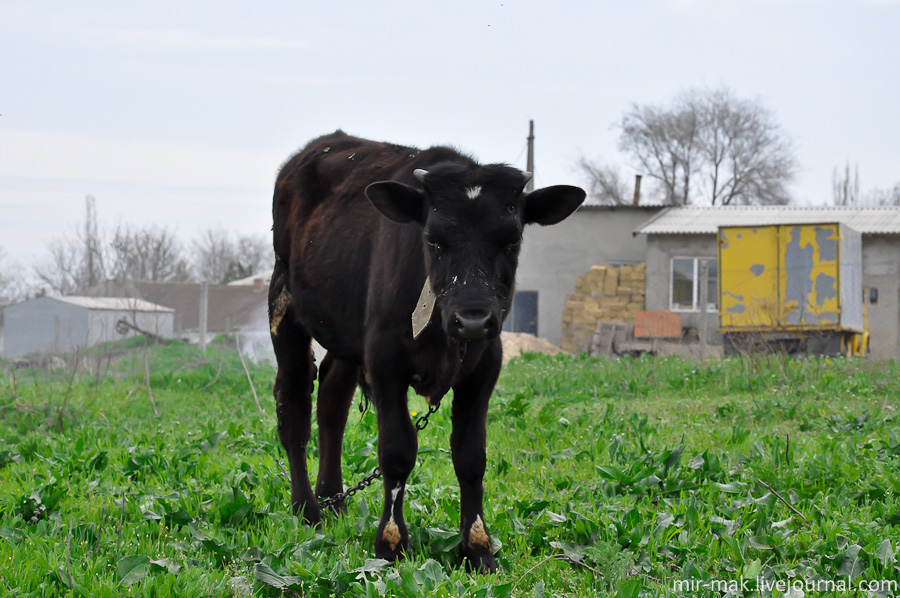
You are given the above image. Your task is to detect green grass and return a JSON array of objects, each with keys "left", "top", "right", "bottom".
[{"left": 0, "top": 345, "right": 898, "bottom": 597}]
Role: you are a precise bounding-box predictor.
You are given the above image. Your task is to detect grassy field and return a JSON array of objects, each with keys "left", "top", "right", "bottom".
[{"left": 0, "top": 340, "right": 898, "bottom": 597}]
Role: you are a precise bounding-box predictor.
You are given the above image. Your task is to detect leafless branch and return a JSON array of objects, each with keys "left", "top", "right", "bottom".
[
  {"left": 33, "top": 196, "right": 107, "bottom": 295},
  {"left": 108, "top": 223, "right": 190, "bottom": 283},
  {"left": 576, "top": 158, "right": 633, "bottom": 205},
  {"left": 192, "top": 228, "right": 271, "bottom": 284}
]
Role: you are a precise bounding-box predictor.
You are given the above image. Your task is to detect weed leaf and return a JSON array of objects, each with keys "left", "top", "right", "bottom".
[
  {"left": 117, "top": 555, "right": 151, "bottom": 585},
  {"left": 837, "top": 544, "right": 865, "bottom": 578},
  {"left": 876, "top": 539, "right": 895, "bottom": 566},
  {"left": 614, "top": 579, "right": 642, "bottom": 598},
  {"left": 254, "top": 562, "right": 303, "bottom": 590},
  {"left": 353, "top": 558, "right": 391, "bottom": 580}
]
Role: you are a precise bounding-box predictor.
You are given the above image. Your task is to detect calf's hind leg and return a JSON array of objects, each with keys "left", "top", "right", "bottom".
[
  {"left": 314, "top": 352, "right": 358, "bottom": 512},
  {"left": 269, "top": 274, "right": 321, "bottom": 524}
]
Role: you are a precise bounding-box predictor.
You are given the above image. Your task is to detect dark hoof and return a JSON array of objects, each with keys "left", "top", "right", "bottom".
[
  {"left": 292, "top": 499, "right": 322, "bottom": 527},
  {"left": 462, "top": 548, "right": 498, "bottom": 574}
]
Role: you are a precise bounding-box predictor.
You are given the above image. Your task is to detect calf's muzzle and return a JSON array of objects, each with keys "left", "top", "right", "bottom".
[{"left": 449, "top": 308, "right": 500, "bottom": 341}]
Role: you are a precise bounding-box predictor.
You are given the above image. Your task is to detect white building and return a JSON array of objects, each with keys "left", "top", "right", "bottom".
[{"left": 1, "top": 296, "right": 174, "bottom": 358}]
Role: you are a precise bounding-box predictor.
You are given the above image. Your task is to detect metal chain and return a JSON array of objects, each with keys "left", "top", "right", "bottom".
[
  {"left": 317, "top": 402, "right": 441, "bottom": 508},
  {"left": 415, "top": 402, "right": 440, "bottom": 431}
]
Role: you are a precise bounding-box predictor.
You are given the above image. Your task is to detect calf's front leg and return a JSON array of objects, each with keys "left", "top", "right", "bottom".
[
  {"left": 367, "top": 347, "right": 418, "bottom": 562},
  {"left": 451, "top": 341, "right": 502, "bottom": 573}
]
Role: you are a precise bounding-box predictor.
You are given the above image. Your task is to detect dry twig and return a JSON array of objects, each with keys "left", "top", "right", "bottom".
[
  {"left": 511, "top": 553, "right": 602, "bottom": 595},
  {"left": 57, "top": 350, "right": 81, "bottom": 433},
  {"left": 236, "top": 335, "right": 263, "bottom": 413},
  {"left": 6, "top": 366, "right": 19, "bottom": 402},
  {"left": 143, "top": 352, "right": 160, "bottom": 418},
  {"left": 98, "top": 504, "right": 105, "bottom": 539},
  {"left": 200, "top": 358, "right": 225, "bottom": 391},
  {"left": 759, "top": 479, "right": 808, "bottom": 522},
  {"left": 66, "top": 519, "right": 74, "bottom": 589},
  {"left": 116, "top": 495, "right": 126, "bottom": 555}
]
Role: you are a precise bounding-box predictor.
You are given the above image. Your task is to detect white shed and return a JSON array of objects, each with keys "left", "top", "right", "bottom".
[{"left": 1, "top": 296, "right": 174, "bottom": 358}]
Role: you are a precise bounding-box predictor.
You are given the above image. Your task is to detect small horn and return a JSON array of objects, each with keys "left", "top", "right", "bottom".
[
  {"left": 413, "top": 169, "right": 429, "bottom": 183},
  {"left": 522, "top": 171, "right": 533, "bottom": 185}
]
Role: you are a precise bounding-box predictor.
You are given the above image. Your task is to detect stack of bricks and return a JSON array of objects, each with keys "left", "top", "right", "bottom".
[{"left": 561, "top": 263, "right": 647, "bottom": 354}]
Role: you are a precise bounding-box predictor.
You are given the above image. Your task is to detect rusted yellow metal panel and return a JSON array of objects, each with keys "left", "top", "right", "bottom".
[
  {"left": 719, "top": 223, "right": 863, "bottom": 333},
  {"left": 778, "top": 224, "right": 840, "bottom": 329},
  {"left": 719, "top": 226, "right": 780, "bottom": 329}
]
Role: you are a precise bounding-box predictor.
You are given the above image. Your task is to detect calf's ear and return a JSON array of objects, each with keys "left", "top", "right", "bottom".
[
  {"left": 365, "top": 182, "right": 426, "bottom": 224},
  {"left": 522, "top": 185, "right": 586, "bottom": 225}
]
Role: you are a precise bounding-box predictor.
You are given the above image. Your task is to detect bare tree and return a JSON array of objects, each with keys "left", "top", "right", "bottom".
[
  {"left": 832, "top": 162, "right": 860, "bottom": 206},
  {"left": 831, "top": 163, "right": 898, "bottom": 207},
  {"left": 192, "top": 228, "right": 271, "bottom": 284},
  {"left": 108, "top": 223, "right": 190, "bottom": 282},
  {"left": 692, "top": 89, "right": 795, "bottom": 205},
  {"left": 863, "top": 182, "right": 900, "bottom": 206},
  {"left": 619, "top": 100, "right": 700, "bottom": 205},
  {"left": 33, "top": 236, "right": 86, "bottom": 295},
  {"left": 192, "top": 228, "right": 233, "bottom": 284},
  {"left": 234, "top": 233, "right": 271, "bottom": 277},
  {"left": 0, "top": 247, "right": 10, "bottom": 302},
  {"left": 0, "top": 247, "right": 29, "bottom": 305},
  {"left": 33, "top": 196, "right": 108, "bottom": 295},
  {"left": 28, "top": 196, "right": 273, "bottom": 294},
  {"left": 575, "top": 158, "right": 632, "bottom": 205},
  {"left": 585, "top": 88, "right": 797, "bottom": 206}
]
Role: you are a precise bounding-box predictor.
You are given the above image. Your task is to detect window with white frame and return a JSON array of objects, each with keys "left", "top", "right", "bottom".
[{"left": 670, "top": 257, "right": 718, "bottom": 312}]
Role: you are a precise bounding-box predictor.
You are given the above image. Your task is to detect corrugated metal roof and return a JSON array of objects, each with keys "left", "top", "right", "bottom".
[
  {"left": 53, "top": 296, "right": 174, "bottom": 312},
  {"left": 80, "top": 281, "right": 267, "bottom": 332},
  {"left": 227, "top": 270, "right": 273, "bottom": 287},
  {"left": 634, "top": 206, "right": 900, "bottom": 236},
  {"left": 581, "top": 198, "right": 670, "bottom": 209}
]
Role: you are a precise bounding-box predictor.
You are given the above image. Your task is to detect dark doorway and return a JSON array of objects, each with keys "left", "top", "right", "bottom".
[{"left": 503, "top": 291, "right": 538, "bottom": 335}]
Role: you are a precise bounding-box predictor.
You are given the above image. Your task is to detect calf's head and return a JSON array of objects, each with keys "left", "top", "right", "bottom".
[{"left": 366, "top": 163, "right": 585, "bottom": 341}]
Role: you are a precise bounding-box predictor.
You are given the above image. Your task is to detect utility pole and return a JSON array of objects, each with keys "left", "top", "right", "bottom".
[
  {"left": 526, "top": 120, "right": 535, "bottom": 192},
  {"left": 699, "top": 260, "right": 709, "bottom": 358}
]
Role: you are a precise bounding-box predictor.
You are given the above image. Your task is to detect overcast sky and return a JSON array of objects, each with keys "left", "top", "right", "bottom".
[{"left": 1, "top": 0, "right": 898, "bottom": 267}]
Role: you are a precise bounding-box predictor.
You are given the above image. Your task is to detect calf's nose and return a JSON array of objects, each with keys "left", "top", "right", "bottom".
[{"left": 451, "top": 311, "right": 495, "bottom": 341}]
